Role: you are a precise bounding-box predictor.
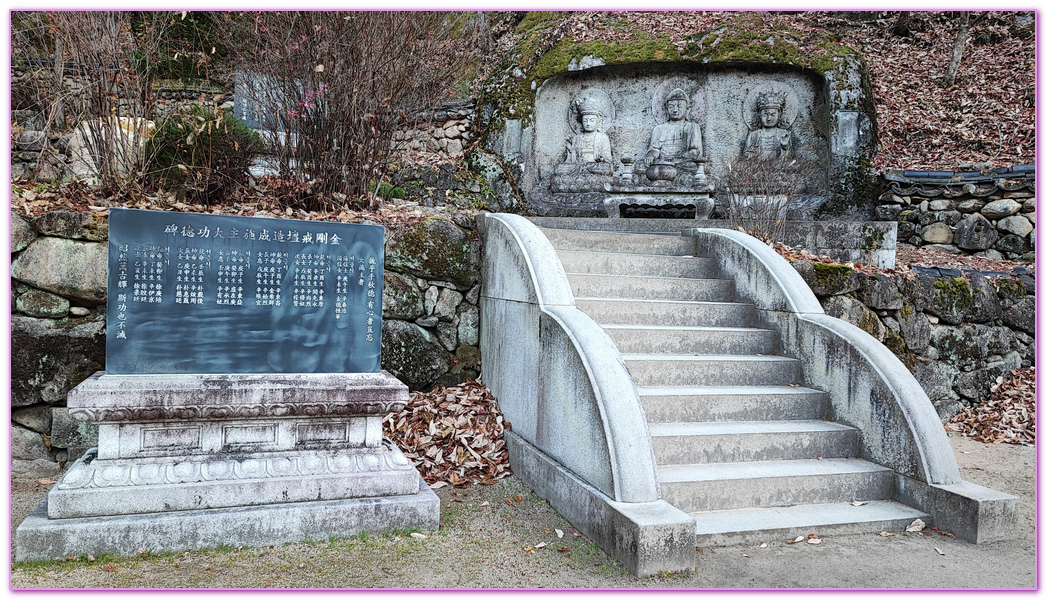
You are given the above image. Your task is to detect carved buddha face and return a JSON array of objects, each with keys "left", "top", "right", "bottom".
[
  {"left": 665, "top": 98, "right": 688, "bottom": 121},
  {"left": 580, "top": 113, "right": 601, "bottom": 133},
  {"left": 759, "top": 106, "right": 781, "bottom": 128}
]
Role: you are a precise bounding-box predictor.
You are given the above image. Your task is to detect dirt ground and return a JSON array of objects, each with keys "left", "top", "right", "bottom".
[{"left": 8, "top": 433, "right": 1036, "bottom": 591}]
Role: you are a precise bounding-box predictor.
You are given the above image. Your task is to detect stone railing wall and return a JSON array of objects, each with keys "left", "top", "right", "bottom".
[
  {"left": 791, "top": 258, "right": 1035, "bottom": 419},
  {"left": 10, "top": 208, "right": 483, "bottom": 467},
  {"left": 876, "top": 166, "right": 1035, "bottom": 262}
]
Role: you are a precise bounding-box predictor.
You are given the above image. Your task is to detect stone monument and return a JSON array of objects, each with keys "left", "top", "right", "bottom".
[{"left": 15, "top": 208, "right": 439, "bottom": 562}]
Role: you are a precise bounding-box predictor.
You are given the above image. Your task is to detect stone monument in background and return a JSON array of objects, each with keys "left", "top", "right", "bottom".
[{"left": 15, "top": 208, "right": 439, "bottom": 562}]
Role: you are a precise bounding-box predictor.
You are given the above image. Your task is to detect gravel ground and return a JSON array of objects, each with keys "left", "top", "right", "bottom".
[{"left": 9, "top": 433, "right": 1035, "bottom": 590}]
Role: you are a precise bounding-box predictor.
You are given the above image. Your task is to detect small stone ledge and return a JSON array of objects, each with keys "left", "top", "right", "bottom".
[
  {"left": 15, "top": 473, "right": 439, "bottom": 562},
  {"left": 893, "top": 474, "right": 1019, "bottom": 544},
  {"left": 504, "top": 431, "right": 695, "bottom": 577}
]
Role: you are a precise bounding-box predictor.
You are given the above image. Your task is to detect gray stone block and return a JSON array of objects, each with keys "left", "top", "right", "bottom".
[
  {"left": 10, "top": 237, "right": 108, "bottom": 305},
  {"left": 980, "top": 198, "right": 1022, "bottom": 220},
  {"left": 15, "top": 474, "right": 439, "bottom": 562},
  {"left": 11, "top": 315, "right": 106, "bottom": 407},
  {"left": 12, "top": 424, "right": 51, "bottom": 461},
  {"left": 12, "top": 405, "right": 53, "bottom": 434},
  {"left": 15, "top": 289, "right": 70, "bottom": 318},
  {"left": 50, "top": 407, "right": 99, "bottom": 449},
  {"left": 12, "top": 210, "right": 37, "bottom": 253},
  {"left": 32, "top": 209, "right": 109, "bottom": 242}
]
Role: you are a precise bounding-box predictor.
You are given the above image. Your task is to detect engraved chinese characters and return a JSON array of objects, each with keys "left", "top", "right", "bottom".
[{"left": 106, "top": 208, "right": 384, "bottom": 374}]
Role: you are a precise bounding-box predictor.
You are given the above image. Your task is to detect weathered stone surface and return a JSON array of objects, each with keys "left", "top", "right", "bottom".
[
  {"left": 912, "top": 357, "right": 955, "bottom": 403},
  {"left": 953, "top": 213, "right": 998, "bottom": 251},
  {"left": 940, "top": 210, "right": 963, "bottom": 226},
  {"left": 920, "top": 222, "right": 953, "bottom": 244},
  {"left": 1002, "top": 296, "right": 1035, "bottom": 335},
  {"left": 50, "top": 407, "right": 100, "bottom": 449},
  {"left": 15, "top": 289, "right": 71, "bottom": 318},
  {"left": 12, "top": 210, "right": 37, "bottom": 253},
  {"left": 956, "top": 199, "right": 985, "bottom": 213},
  {"left": 12, "top": 424, "right": 50, "bottom": 461},
  {"left": 12, "top": 405, "right": 54, "bottom": 434},
  {"left": 933, "top": 398, "right": 965, "bottom": 421},
  {"left": 435, "top": 345, "right": 483, "bottom": 388},
  {"left": 69, "top": 306, "right": 91, "bottom": 317},
  {"left": 423, "top": 285, "right": 439, "bottom": 316},
  {"left": 994, "top": 234, "right": 1028, "bottom": 254},
  {"left": 793, "top": 260, "right": 860, "bottom": 297},
  {"left": 1021, "top": 198, "right": 1035, "bottom": 213},
  {"left": 994, "top": 277, "right": 1027, "bottom": 309},
  {"left": 973, "top": 249, "right": 1005, "bottom": 261},
  {"left": 32, "top": 209, "right": 109, "bottom": 242},
  {"left": 858, "top": 274, "right": 903, "bottom": 310},
  {"left": 382, "top": 271, "right": 425, "bottom": 320},
  {"left": 434, "top": 288, "right": 464, "bottom": 321},
  {"left": 897, "top": 304, "right": 930, "bottom": 353},
  {"left": 996, "top": 215, "right": 1033, "bottom": 238},
  {"left": 923, "top": 244, "right": 961, "bottom": 254},
  {"left": 11, "top": 315, "right": 106, "bottom": 407},
  {"left": 875, "top": 204, "right": 902, "bottom": 221},
  {"left": 465, "top": 284, "right": 481, "bottom": 305},
  {"left": 457, "top": 304, "right": 480, "bottom": 347},
  {"left": 822, "top": 296, "right": 886, "bottom": 341},
  {"left": 928, "top": 199, "right": 952, "bottom": 211},
  {"left": 385, "top": 218, "right": 481, "bottom": 289},
  {"left": 931, "top": 324, "right": 1014, "bottom": 366},
  {"left": 15, "top": 130, "right": 47, "bottom": 151},
  {"left": 436, "top": 320, "right": 459, "bottom": 351},
  {"left": 11, "top": 237, "right": 108, "bottom": 305},
  {"left": 381, "top": 319, "right": 452, "bottom": 390},
  {"left": 980, "top": 199, "right": 1022, "bottom": 220},
  {"left": 956, "top": 352, "right": 1022, "bottom": 401}
]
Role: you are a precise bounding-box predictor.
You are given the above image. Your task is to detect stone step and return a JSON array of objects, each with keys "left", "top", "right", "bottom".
[
  {"left": 691, "top": 500, "right": 932, "bottom": 546},
  {"left": 604, "top": 325, "right": 777, "bottom": 356},
  {"left": 648, "top": 420, "right": 859, "bottom": 465},
  {"left": 556, "top": 250, "right": 719, "bottom": 278},
  {"left": 575, "top": 298, "right": 755, "bottom": 328},
  {"left": 639, "top": 385, "right": 829, "bottom": 423},
  {"left": 567, "top": 274, "right": 734, "bottom": 302},
  {"left": 540, "top": 227, "right": 696, "bottom": 256},
  {"left": 624, "top": 354, "right": 802, "bottom": 387},
  {"left": 657, "top": 458, "right": 894, "bottom": 513}
]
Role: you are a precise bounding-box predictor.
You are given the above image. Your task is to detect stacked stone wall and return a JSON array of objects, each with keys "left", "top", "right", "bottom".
[
  {"left": 390, "top": 100, "right": 476, "bottom": 157},
  {"left": 875, "top": 168, "right": 1035, "bottom": 262},
  {"left": 10, "top": 208, "right": 483, "bottom": 467},
  {"left": 792, "top": 258, "right": 1035, "bottom": 419}
]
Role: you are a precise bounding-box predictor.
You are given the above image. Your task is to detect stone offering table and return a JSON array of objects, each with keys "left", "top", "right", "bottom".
[{"left": 602, "top": 184, "right": 715, "bottom": 219}]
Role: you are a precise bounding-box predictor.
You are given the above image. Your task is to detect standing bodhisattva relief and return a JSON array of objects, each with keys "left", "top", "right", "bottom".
[{"left": 742, "top": 83, "right": 798, "bottom": 161}]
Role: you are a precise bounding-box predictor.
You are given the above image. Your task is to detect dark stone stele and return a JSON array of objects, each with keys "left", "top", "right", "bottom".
[{"left": 106, "top": 208, "right": 385, "bottom": 375}]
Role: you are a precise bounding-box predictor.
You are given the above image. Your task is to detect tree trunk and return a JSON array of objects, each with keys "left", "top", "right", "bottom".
[
  {"left": 944, "top": 12, "right": 986, "bottom": 88},
  {"left": 891, "top": 11, "right": 912, "bottom": 37}
]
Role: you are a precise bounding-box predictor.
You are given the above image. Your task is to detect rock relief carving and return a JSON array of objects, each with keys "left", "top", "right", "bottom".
[
  {"left": 550, "top": 92, "right": 615, "bottom": 193},
  {"left": 742, "top": 83, "right": 798, "bottom": 161},
  {"left": 633, "top": 87, "right": 705, "bottom": 187}
]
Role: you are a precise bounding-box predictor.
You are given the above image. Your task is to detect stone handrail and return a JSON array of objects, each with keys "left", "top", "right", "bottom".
[
  {"left": 480, "top": 213, "right": 660, "bottom": 503},
  {"left": 688, "top": 228, "right": 961, "bottom": 485}
]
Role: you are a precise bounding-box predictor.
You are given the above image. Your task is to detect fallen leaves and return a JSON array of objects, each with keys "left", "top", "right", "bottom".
[
  {"left": 383, "top": 381, "right": 512, "bottom": 487},
  {"left": 947, "top": 367, "right": 1035, "bottom": 445}
]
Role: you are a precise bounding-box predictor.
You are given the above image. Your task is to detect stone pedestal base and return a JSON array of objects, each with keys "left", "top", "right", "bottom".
[
  {"left": 14, "top": 371, "right": 439, "bottom": 562},
  {"left": 16, "top": 473, "right": 439, "bottom": 562}
]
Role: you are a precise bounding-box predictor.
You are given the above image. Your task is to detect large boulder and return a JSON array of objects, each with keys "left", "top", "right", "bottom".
[
  {"left": 385, "top": 218, "right": 481, "bottom": 289},
  {"left": 997, "top": 215, "right": 1034, "bottom": 238},
  {"left": 793, "top": 261, "right": 861, "bottom": 297},
  {"left": 896, "top": 304, "right": 930, "bottom": 353},
  {"left": 12, "top": 210, "right": 37, "bottom": 253},
  {"left": 10, "top": 237, "right": 108, "bottom": 305},
  {"left": 11, "top": 315, "right": 106, "bottom": 407},
  {"left": 32, "top": 209, "right": 109, "bottom": 242},
  {"left": 923, "top": 273, "right": 1000, "bottom": 325},
  {"left": 381, "top": 319, "right": 452, "bottom": 390},
  {"left": 857, "top": 274, "right": 903, "bottom": 310}
]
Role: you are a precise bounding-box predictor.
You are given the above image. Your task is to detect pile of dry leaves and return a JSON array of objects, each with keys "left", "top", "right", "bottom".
[
  {"left": 947, "top": 368, "right": 1035, "bottom": 445},
  {"left": 382, "top": 381, "right": 512, "bottom": 487}
]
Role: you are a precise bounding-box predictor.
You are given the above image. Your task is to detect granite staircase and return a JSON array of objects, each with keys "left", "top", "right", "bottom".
[{"left": 540, "top": 226, "right": 930, "bottom": 545}]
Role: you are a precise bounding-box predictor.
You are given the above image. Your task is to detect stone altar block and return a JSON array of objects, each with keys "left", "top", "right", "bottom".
[{"left": 15, "top": 210, "right": 439, "bottom": 562}]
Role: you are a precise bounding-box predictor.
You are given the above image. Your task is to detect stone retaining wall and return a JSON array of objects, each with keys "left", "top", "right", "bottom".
[
  {"left": 390, "top": 100, "right": 476, "bottom": 157},
  {"left": 876, "top": 166, "right": 1035, "bottom": 262},
  {"left": 10, "top": 208, "right": 483, "bottom": 467},
  {"left": 791, "top": 258, "right": 1035, "bottom": 418}
]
